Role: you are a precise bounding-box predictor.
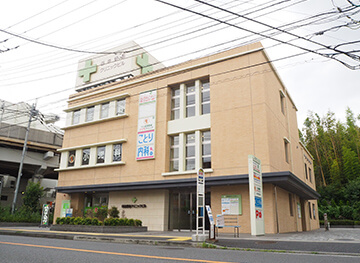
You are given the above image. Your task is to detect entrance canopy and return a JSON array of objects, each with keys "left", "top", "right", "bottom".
[{"left": 57, "top": 171, "right": 319, "bottom": 200}]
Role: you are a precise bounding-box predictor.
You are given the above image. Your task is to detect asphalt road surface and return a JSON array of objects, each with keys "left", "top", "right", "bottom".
[{"left": 1, "top": 235, "right": 360, "bottom": 263}]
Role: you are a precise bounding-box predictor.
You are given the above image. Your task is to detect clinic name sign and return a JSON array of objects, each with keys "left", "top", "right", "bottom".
[
  {"left": 248, "top": 155, "right": 265, "bottom": 236},
  {"left": 136, "top": 90, "right": 157, "bottom": 160}
]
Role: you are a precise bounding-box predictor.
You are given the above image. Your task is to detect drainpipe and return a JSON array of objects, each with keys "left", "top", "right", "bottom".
[{"left": 274, "top": 186, "right": 279, "bottom": 234}]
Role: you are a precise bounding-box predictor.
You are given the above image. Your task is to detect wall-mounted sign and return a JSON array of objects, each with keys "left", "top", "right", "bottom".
[
  {"left": 248, "top": 155, "right": 265, "bottom": 236},
  {"left": 60, "top": 200, "right": 70, "bottom": 218},
  {"left": 121, "top": 204, "right": 147, "bottom": 208},
  {"left": 221, "top": 195, "right": 242, "bottom": 215},
  {"left": 136, "top": 90, "right": 157, "bottom": 160}
]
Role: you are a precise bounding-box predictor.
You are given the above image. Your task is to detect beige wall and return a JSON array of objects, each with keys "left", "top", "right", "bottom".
[
  {"left": 56, "top": 43, "right": 318, "bottom": 232},
  {"left": 109, "top": 189, "right": 169, "bottom": 231}
]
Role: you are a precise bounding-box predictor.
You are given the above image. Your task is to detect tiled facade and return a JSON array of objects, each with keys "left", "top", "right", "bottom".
[{"left": 54, "top": 42, "right": 319, "bottom": 233}]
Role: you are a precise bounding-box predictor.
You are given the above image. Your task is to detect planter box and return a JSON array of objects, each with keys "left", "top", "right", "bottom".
[{"left": 50, "top": 224, "right": 147, "bottom": 233}]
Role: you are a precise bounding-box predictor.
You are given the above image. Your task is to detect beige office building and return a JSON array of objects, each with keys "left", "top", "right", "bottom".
[{"left": 54, "top": 42, "right": 319, "bottom": 234}]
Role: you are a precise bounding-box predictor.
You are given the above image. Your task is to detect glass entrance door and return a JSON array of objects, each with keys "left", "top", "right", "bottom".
[{"left": 169, "top": 191, "right": 210, "bottom": 231}]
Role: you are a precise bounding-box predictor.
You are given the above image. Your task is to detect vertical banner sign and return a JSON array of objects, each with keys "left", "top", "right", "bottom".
[
  {"left": 60, "top": 200, "right": 70, "bottom": 218},
  {"left": 206, "top": 205, "right": 215, "bottom": 239},
  {"left": 196, "top": 168, "right": 205, "bottom": 236},
  {"left": 136, "top": 90, "right": 157, "bottom": 160},
  {"left": 248, "top": 155, "right": 265, "bottom": 236},
  {"left": 41, "top": 204, "right": 50, "bottom": 227}
]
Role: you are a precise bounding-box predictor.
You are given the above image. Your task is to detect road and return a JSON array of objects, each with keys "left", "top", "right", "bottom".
[{"left": 0, "top": 235, "right": 359, "bottom": 263}]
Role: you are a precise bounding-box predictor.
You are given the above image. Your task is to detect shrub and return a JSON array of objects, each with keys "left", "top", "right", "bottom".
[
  {"left": 73, "top": 217, "right": 83, "bottom": 225},
  {"left": 65, "top": 217, "right": 71, "bottom": 225},
  {"left": 135, "top": 219, "right": 142, "bottom": 226},
  {"left": 84, "top": 217, "right": 92, "bottom": 225},
  {"left": 127, "top": 219, "right": 135, "bottom": 226},
  {"left": 91, "top": 218, "right": 100, "bottom": 225},
  {"left": 22, "top": 182, "right": 44, "bottom": 214},
  {"left": 119, "top": 218, "right": 127, "bottom": 226},
  {"left": 95, "top": 207, "right": 108, "bottom": 222},
  {"left": 56, "top": 217, "right": 61, "bottom": 225},
  {"left": 109, "top": 206, "right": 120, "bottom": 218}
]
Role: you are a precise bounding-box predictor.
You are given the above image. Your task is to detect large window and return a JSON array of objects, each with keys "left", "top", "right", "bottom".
[
  {"left": 169, "top": 130, "right": 211, "bottom": 172},
  {"left": 170, "top": 79, "right": 210, "bottom": 120}
]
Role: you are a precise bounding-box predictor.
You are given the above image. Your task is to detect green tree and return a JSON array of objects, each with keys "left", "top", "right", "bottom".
[
  {"left": 330, "top": 159, "right": 341, "bottom": 186},
  {"left": 22, "top": 181, "right": 44, "bottom": 213},
  {"left": 342, "top": 146, "right": 360, "bottom": 182}
]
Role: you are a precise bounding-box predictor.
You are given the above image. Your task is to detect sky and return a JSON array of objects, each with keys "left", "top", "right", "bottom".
[{"left": 0, "top": 0, "right": 359, "bottom": 129}]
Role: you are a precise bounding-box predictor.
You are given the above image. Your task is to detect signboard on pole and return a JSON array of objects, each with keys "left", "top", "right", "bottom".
[
  {"left": 248, "top": 155, "right": 265, "bottom": 236},
  {"left": 196, "top": 168, "right": 205, "bottom": 236},
  {"left": 206, "top": 205, "right": 215, "bottom": 239},
  {"left": 40, "top": 204, "right": 50, "bottom": 227}
]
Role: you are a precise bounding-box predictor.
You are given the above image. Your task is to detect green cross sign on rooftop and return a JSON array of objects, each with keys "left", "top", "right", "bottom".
[
  {"left": 136, "top": 53, "right": 153, "bottom": 74},
  {"left": 79, "top": 59, "right": 97, "bottom": 83}
]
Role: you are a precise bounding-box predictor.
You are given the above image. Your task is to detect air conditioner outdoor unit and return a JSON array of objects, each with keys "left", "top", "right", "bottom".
[{"left": 43, "top": 151, "right": 54, "bottom": 160}]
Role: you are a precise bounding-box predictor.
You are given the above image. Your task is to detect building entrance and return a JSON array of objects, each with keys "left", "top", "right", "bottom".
[{"left": 169, "top": 190, "right": 210, "bottom": 231}]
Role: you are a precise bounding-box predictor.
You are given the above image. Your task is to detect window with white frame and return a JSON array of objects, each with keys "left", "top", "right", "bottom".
[
  {"left": 72, "top": 110, "right": 80, "bottom": 125},
  {"left": 185, "top": 133, "right": 196, "bottom": 170},
  {"left": 113, "top": 144, "right": 122, "bottom": 162},
  {"left": 170, "top": 135, "right": 180, "bottom": 171},
  {"left": 116, "top": 99, "right": 126, "bottom": 116},
  {"left": 169, "top": 130, "right": 211, "bottom": 172},
  {"left": 82, "top": 148, "right": 90, "bottom": 165},
  {"left": 202, "top": 131, "right": 211, "bottom": 168},
  {"left": 186, "top": 83, "right": 196, "bottom": 118},
  {"left": 97, "top": 146, "right": 106, "bottom": 163},
  {"left": 280, "top": 90, "right": 285, "bottom": 115},
  {"left": 68, "top": 150, "right": 76, "bottom": 167},
  {"left": 100, "top": 102, "right": 109, "bottom": 119},
  {"left": 171, "top": 88, "right": 180, "bottom": 120},
  {"left": 170, "top": 78, "right": 210, "bottom": 120},
  {"left": 86, "top": 106, "right": 94, "bottom": 122},
  {"left": 201, "top": 81, "right": 210, "bottom": 115}
]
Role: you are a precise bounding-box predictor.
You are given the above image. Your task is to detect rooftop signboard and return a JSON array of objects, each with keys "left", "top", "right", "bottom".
[{"left": 75, "top": 41, "right": 164, "bottom": 92}]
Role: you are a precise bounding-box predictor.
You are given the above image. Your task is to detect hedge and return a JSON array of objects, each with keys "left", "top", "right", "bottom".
[{"left": 55, "top": 217, "right": 142, "bottom": 227}]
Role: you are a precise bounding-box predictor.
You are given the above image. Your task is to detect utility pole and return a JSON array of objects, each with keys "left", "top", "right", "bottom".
[{"left": 11, "top": 103, "right": 38, "bottom": 214}]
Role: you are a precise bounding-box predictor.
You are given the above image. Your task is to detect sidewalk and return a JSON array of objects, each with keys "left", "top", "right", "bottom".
[{"left": 1, "top": 226, "right": 360, "bottom": 255}]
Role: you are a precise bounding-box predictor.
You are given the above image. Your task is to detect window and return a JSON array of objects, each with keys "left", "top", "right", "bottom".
[
  {"left": 289, "top": 194, "right": 294, "bottom": 216},
  {"left": 305, "top": 163, "right": 308, "bottom": 179},
  {"left": 72, "top": 110, "right": 80, "bottom": 125},
  {"left": 113, "top": 144, "right": 122, "bottom": 162},
  {"left": 97, "top": 146, "right": 106, "bottom": 163},
  {"left": 312, "top": 203, "right": 316, "bottom": 219},
  {"left": 169, "top": 131, "right": 211, "bottom": 172},
  {"left": 86, "top": 106, "right": 94, "bottom": 122},
  {"left": 100, "top": 102, "right": 109, "bottom": 119},
  {"left": 202, "top": 131, "right": 211, "bottom": 168},
  {"left": 186, "top": 84, "right": 196, "bottom": 117},
  {"left": 201, "top": 81, "right": 210, "bottom": 115},
  {"left": 170, "top": 135, "right": 179, "bottom": 171},
  {"left": 284, "top": 140, "right": 290, "bottom": 163},
  {"left": 1, "top": 195, "right": 8, "bottom": 201},
  {"left": 82, "top": 148, "right": 90, "bottom": 165},
  {"left": 309, "top": 167, "right": 312, "bottom": 182},
  {"left": 171, "top": 88, "right": 180, "bottom": 120},
  {"left": 68, "top": 150, "right": 76, "bottom": 167},
  {"left": 186, "top": 133, "right": 196, "bottom": 170},
  {"left": 309, "top": 202, "right": 312, "bottom": 219},
  {"left": 116, "top": 99, "right": 126, "bottom": 115},
  {"left": 280, "top": 90, "right": 285, "bottom": 114}
]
